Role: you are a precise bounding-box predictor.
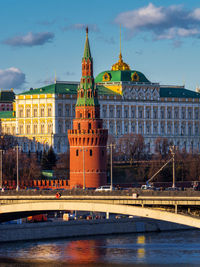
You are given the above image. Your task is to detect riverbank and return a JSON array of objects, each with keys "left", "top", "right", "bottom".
[{"left": 0, "top": 217, "right": 194, "bottom": 242}]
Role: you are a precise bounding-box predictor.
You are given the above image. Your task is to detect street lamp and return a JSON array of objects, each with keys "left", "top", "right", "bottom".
[
  {"left": 169, "top": 145, "right": 176, "bottom": 188},
  {"left": 107, "top": 143, "right": 116, "bottom": 191},
  {"left": 0, "top": 149, "right": 2, "bottom": 189},
  {"left": 80, "top": 147, "right": 87, "bottom": 190}
]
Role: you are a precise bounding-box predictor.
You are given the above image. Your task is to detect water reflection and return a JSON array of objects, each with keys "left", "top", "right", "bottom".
[
  {"left": 137, "top": 235, "right": 146, "bottom": 259},
  {"left": 1, "top": 230, "right": 200, "bottom": 265},
  {"left": 66, "top": 240, "right": 103, "bottom": 263}
]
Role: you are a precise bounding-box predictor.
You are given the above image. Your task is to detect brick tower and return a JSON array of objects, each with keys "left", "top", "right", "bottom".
[{"left": 68, "top": 28, "right": 108, "bottom": 189}]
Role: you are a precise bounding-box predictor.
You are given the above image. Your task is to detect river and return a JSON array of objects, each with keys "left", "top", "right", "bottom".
[{"left": 1, "top": 230, "right": 200, "bottom": 266}]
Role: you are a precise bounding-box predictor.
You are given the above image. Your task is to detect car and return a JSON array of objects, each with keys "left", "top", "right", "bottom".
[
  {"left": 165, "top": 187, "right": 181, "bottom": 191},
  {"left": 95, "top": 185, "right": 115, "bottom": 191},
  {"left": 141, "top": 184, "right": 154, "bottom": 190}
]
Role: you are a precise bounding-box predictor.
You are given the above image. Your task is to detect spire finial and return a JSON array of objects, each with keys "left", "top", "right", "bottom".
[
  {"left": 86, "top": 26, "right": 88, "bottom": 36},
  {"left": 55, "top": 71, "right": 57, "bottom": 84},
  {"left": 120, "top": 24, "right": 121, "bottom": 55}
]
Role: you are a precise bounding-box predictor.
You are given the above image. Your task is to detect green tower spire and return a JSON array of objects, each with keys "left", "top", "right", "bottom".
[
  {"left": 83, "top": 27, "right": 91, "bottom": 59},
  {"left": 76, "top": 27, "right": 99, "bottom": 107}
]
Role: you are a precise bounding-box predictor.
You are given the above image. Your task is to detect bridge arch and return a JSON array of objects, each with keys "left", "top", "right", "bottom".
[{"left": 1, "top": 201, "right": 200, "bottom": 228}]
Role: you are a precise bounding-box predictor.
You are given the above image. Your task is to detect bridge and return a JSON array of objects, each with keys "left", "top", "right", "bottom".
[{"left": 1, "top": 192, "right": 200, "bottom": 228}]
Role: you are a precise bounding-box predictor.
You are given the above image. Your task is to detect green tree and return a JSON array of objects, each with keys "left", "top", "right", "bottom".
[{"left": 41, "top": 147, "right": 57, "bottom": 170}]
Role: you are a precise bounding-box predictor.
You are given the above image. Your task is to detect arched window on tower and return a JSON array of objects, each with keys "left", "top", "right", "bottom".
[
  {"left": 81, "top": 90, "right": 84, "bottom": 98},
  {"left": 78, "top": 123, "right": 81, "bottom": 130}
]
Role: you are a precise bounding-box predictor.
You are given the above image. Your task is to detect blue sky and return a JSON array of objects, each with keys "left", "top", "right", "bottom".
[{"left": 1, "top": 0, "right": 200, "bottom": 92}]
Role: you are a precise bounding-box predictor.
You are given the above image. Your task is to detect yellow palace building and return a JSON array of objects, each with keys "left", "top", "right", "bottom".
[{"left": 1, "top": 39, "right": 200, "bottom": 154}]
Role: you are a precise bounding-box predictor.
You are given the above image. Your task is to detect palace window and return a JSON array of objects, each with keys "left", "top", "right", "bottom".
[
  {"left": 41, "top": 124, "right": 45, "bottom": 134},
  {"left": 33, "top": 124, "right": 38, "bottom": 134},
  {"left": 153, "top": 107, "right": 158, "bottom": 119},
  {"left": 58, "top": 104, "right": 63, "bottom": 117},
  {"left": 116, "top": 106, "right": 121, "bottom": 118},
  {"left": 188, "top": 108, "right": 192, "bottom": 119},
  {"left": 174, "top": 107, "right": 179, "bottom": 119},
  {"left": 26, "top": 125, "right": 30, "bottom": 134},
  {"left": 26, "top": 108, "right": 30, "bottom": 117},
  {"left": 65, "top": 121, "right": 70, "bottom": 131},
  {"left": 195, "top": 108, "right": 199, "bottom": 120},
  {"left": 131, "top": 106, "right": 135, "bottom": 118},
  {"left": 48, "top": 123, "right": 52, "bottom": 133},
  {"left": 19, "top": 125, "right": 23, "bottom": 134},
  {"left": 146, "top": 108, "right": 150, "bottom": 119},
  {"left": 78, "top": 123, "right": 81, "bottom": 130},
  {"left": 138, "top": 107, "right": 143, "bottom": 119},
  {"left": 76, "top": 149, "right": 79, "bottom": 156},
  {"left": 124, "top": 122, "right": 128, "bottom": 134},
  {"left": 188, "top": 124, "right": 192, "bottom": 135},
  {"left": 90, "top": 149, "right": 92, "bottom": 156},
  {"left": 139, "top": 123, "right": 143, "bottom": 134},
  {"left": 88, "top": 123, "right": 91, "bottom": 130},
  {"left": 40, "top": 108, "right": 45, "bottom": 117},
  {"left": 195, "top": 124, "right": 199, "bottom": 135},
  {"left": 131, "top": 122, "right": 135, "bottom": 133},
  {"left": 109, "top": 106, "right": 114, "bottom": 118},
  {"left": 161, "top": 107, "right": 165, "bottom": 119},
  {"left": 124, "top": 107, "right": 129, "bottom": 118},
  {"left": 19, "top": 109, "right": 23, "bottom": 118},
  {"left": 103, "top": 106, "right": 107, "bottom": 118},
  {"left": 48, "top": 107, "right": 52, "bottom": 116},
  {"left": 181, "top": 108, "right": 186, "bottom": 119},
  {"left": 167, "top": 107, "right": 172, "bottom": 119},
  {"left": 58, "top": 122, "right": 63, "bottom": 133},
  {"left": 146, "top": 123, "right": 151, "bottom": 134},
  {"left": 65, "top": 105, "right": 70, "bottom": 117},
  {"left": 33, "top": 108, "right": 37, "bottom": 117}
]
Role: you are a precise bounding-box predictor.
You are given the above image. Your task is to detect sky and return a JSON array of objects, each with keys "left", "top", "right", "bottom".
[{"left": 1, "top": 0, "right": 200, "bottom": 93}]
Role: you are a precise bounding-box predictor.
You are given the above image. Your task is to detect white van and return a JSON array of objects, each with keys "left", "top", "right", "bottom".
[{"left": 95, "top": 185, "right": 114, "bottom": 191}]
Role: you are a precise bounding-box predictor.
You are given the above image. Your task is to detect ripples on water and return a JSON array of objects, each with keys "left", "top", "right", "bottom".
[{"left": 1, "top": 230, "right": 200, "bottom": 266}]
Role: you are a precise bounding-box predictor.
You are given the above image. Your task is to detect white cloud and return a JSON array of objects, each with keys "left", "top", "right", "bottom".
[
  {"left": 3, "top": 32, "right": 54, "bottom": 47},
  {"left": 0, "top": 68, "right": 25, "bottom": 89},
  {"left": 190, "top": 8, "right": 200, "bottom": 20},
  {"left": 115, "top": 3, "right": 200, "bottom": 41},
  {"left": 156, "top": 27, "right": 200, "bottom": 40},
  {"left": 115, "top": 3, "right": 166, "bottom": 30}
]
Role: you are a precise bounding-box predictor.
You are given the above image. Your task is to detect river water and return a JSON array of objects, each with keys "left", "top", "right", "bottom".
[{"left": 1, "top": 230, "right": 200, "bottom": 266}]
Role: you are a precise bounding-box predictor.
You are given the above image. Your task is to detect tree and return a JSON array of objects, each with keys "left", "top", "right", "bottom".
[
  {"left": 41, "top": 146, "right": 57, "bottom": 170},
  {"left": 155, "top": 137, "right": 169, "bottom": 159}
]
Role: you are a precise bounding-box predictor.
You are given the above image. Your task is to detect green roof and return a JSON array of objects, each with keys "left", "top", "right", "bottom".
[
  {"left": 0, "top": 111, "right": 15, "bottom": 119},
  {"left": 19, "top": 82, "right": 120, "bottom": 96},
  {"left": 19, "top": 82, "right": 200, "bottom": 99},
  {"left": 19, "top": 82, "right": 78, "bottom": 95},
  {"left": 0, "top": 90, "right": 15, "bottom": 102},
  {"left": 160, "top": 87, "right": 200, "bottom": 98},
  {"left": 95, "top": 70, "right": 150, "bottom": 83}
]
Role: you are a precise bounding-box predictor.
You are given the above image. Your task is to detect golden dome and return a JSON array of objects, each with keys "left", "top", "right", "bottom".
[{"left": 111, "top": 52, "right": 130, "bottom": 71}]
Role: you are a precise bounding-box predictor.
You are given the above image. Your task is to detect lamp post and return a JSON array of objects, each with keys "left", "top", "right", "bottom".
[
  {"left": 80, "top": 147, "right": 87, "bottom": 190},
  {"left": 16, "top": 144, "right": 19, "bottom": 191},
  {"left": 169, "top": 145, "right": 176, "bottom": 188},
  {"left": 0, "top": 149, "right": 2, "bottom": 189},
  {"left": 107, "top": 143, "right": 116, "bottom": 190}
]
